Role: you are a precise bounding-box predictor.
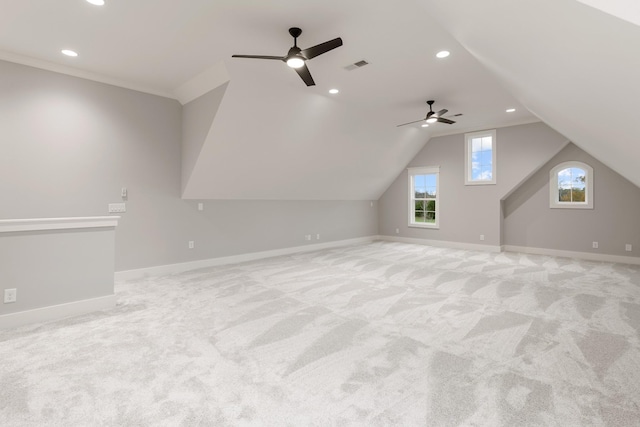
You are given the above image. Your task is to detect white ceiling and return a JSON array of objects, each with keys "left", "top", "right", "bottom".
[
  {"left": 1, "top": 0, "right": 637, "bottom": 199},
  {"left": 421, "top": 0, "right": 640, "bottom": 191},
  {"left": 576, "top": 0, "right": 640, "bottom": 26}
]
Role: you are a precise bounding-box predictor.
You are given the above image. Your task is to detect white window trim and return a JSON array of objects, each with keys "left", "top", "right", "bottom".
[
  {"left": 408, "top": 166, "right": 440, "bottom": 229},
  {"left": 465, "top": 129, "right": 497, "bottom": 185},
  {"left": 550, "top": 161, "right": 594, "bottom": 209}
]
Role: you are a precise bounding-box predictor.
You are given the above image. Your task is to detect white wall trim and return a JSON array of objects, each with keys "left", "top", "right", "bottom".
[
  {"left": 0, "top": 52, "right": 175, "bottom": 99},
  {"left": 115, "top": 236, "right": 379, "bottom": 280},
  {"left": 0, "top": 294, "right": 116, "bottom": 329},
  {"left": 502, "top": 245, "right": 640, "bottom": 265},
  {"left": 378, "top": 235, "right": 502, "bottom": 253},
  {"left": 0, "top": 216, "right": 120, "bottom": 233},
  {"left": 174, "top": 61, "right": 230, "bottom": 105}
]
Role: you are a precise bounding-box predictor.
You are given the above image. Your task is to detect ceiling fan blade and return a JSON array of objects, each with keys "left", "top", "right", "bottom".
[
  {"left": 295, "top": 63, "right": 315, "bottom": 86},
  {"left": 231, "top": 54, "right": 286, "bottom": 61},
  {"left": 396, "top": 119, "right": 426, "bottom": 127},
  {"left": 435, "top": 109, "right": 448, "bottom": 117},
  {"left": 437, "top": 117, "right": 456, "bottom": 124},
  {"left": 300, "top": 37, "right": 343, "bottom": 60}
]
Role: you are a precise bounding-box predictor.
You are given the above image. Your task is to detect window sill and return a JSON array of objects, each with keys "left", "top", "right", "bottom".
[
  {"left": 550, "top": 204, "right": 593, "bottom": 209},
  {"left": 409, "top": 223, "right": 439, "bottom": 229},
  {"left": 465, "top": 181, "right": 496, "bottom": 186}
]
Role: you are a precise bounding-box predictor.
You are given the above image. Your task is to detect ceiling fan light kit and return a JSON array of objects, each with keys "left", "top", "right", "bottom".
[
  {"left": 232, "top": 27, "right": 343, "bottom": 86},
  {"left": 286, "top": 57, "right": 304, "bottom": 68}
]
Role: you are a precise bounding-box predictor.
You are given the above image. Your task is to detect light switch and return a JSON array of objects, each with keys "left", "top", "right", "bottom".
[{"left": 108, "top": 203, "right": 126, "bottom": 213}]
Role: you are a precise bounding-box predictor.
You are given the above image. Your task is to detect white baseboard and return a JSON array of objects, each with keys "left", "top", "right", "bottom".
[
  {"left": 114, "top": 236, "right": 640, "bottom": 283},
  {"left": 0, "top": 294, "right": 116, "bottom": 329},
  {"left": 502, "top": 245, "right": 640, "bottom": 265},
  {"left": 115, "top": 236, "right": 379, "bottom": 281},
  {"left": 378, "top": 235, "right": 502, "bottom": 253}
]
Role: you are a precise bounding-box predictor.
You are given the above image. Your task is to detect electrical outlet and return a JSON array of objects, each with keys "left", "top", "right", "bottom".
[
  {"left": 121, "top": 187, "right": 128, "bottom": 198},
  {"left": 188, "top": 241, "right": 194, "bottom": 249},
  {"left": 304, "top": 235, "right": 312, "bottom": 241},
  {"left": 592, "top": 241, "right": 599, "bottom": 249},
  {"left": 626, "top": 244, "right": 633, "bottom": 252},
  {"left": 4, "top": 288, "right": 17, "bottom": 303},
  {"left": 108, "top": 203, "right": 126, "bottom": 213},
  {"left": 316, "top": 234, "right": 320, "bottom": 240},
  {"left": 198, "top": 203, "right": 204, "bottom": 211},
  {"left": 395, "top": 228, "right": 399, "bottom": 234},
  {"left": 480, "top": 235, "right": 485, "bottom": 241}
]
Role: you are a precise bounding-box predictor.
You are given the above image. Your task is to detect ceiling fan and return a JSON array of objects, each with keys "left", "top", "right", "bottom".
[
  {"left": 397, "top": 100, "right": 456, "bottom": 127},
  {"left": 232, "top": 27, "right": 343, "bottom": 87}
]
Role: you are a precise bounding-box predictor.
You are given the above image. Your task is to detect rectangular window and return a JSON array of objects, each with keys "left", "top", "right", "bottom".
[
  {"left": 408, "top": 166, "right": 439, "bottom": 229},
  {"left": 465, "top": 129, "right": 496, "bottom": 185}
]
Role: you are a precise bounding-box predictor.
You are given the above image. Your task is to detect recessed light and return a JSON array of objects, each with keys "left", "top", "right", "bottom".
[
  {"left": 436, "top": 50, "right": 450, "bottom": 59},
  {"left": 86, "top": 0, "right": 105, "bottom": 5},
  {"left": 61, "top": 49, "right": 78, "bottom": 57},
  {"left": 329, "top": 89, "right": 339, "bottom": 94},
  {"left": 421, "top": 123, "right": 429, "bottom": 128},
  {"left": 506, "top": 108, "right": 516, "bottom": 113}
]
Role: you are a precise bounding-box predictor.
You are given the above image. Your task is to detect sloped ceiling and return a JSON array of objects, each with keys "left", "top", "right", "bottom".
[
  {"left": 4, "top": 1, "right": 639, "bottom": 199},
  {"left": 421, "top": 0, "right": 640, "bottom": 189},
  {"left": 0, "top": 0, "right": 536, "bottom": 201},
  {"left": 576, "top": 0, "right": 640, "bottom": 26}
]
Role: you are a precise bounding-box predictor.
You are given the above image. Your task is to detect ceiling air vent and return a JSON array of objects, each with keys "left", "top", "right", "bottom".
[{"left": 344, "top": 60, "right": 369, "bottom": 71}]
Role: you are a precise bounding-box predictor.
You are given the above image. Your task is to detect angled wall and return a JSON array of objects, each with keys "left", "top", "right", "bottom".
[
  {"left": 182, "top": 82, "right": 229, "bottom": 194},
  {"left": 0, "top": 60, "right": 378, "bottom": 274},
  {"left": 378, "top": 122, "right": 568, "bottom": 247},
  {"left": 503, "top": 143, "right": 640, "bottom": 257},
  {"left": 421, "top": 0, "right": 640, "bottom": 190}
]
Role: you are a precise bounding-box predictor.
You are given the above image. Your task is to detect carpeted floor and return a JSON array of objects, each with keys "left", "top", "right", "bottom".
[{"left": 1, "top": 241, "right": 640, "bottom": 426}]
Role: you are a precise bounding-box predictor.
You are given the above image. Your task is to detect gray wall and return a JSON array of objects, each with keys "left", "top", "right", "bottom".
[
  {"left": 0, "top": 227, "right": 115, "bottom": 315},
  {"left": 503, "top": 143, "right": 640, "bottom": 256},
  {"left": 0, "top": 60, "right": 378, "bottom": 272},
  {"left": 378, "top": 122, "right": 568, "bottom": 246},
  {"left": 181, "top": 82, "right": 228, "bottom": 194}
]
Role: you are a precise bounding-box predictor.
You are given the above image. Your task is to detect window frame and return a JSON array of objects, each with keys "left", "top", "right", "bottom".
[
  {"left": 408, "top": 166, "right": 440, "bottom": 229},
  {"left": 549, "top": 161, "right": 594, "bottom": 209},
  {"left": 465, "top": 129, "right": 497, "bottom": 185}
]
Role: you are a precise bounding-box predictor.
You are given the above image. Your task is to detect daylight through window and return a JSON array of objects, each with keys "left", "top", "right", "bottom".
[
  {"left": 558, "top": 167, "right": 586, "bottom": 202},
  {"left": 408, "top": 166, "right": 439, "bottom": 228},
  {"left": 465, "top": 129, "right": 496, "bottom": 185},
  {"left": 550, "top": 161, "right": 593, "bottom": 209}
]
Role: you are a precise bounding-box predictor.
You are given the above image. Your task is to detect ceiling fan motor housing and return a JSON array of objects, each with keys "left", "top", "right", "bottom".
[{"left": 289, "top": 27, "right": 302, "bottom": 39}]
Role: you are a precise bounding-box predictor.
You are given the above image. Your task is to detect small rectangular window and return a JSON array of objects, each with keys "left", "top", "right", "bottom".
[
  {"left": 465, "top": 129, "right": 496, "bottom": 185},
  {"left": 408, "top": 166, "right": 439, "bottom": 228}
]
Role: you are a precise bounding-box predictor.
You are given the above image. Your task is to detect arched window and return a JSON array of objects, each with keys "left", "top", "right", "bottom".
[{"left": 549, "top": 161, "right": 593, "bottom": 209}]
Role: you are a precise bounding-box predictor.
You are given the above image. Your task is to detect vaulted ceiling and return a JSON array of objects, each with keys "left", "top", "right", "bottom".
[
  {"left": 1, "top": 0, "right": 638, "bottom": 199},
  {"left": 420, "top": 0, "right": 640, "bottom": 191}
]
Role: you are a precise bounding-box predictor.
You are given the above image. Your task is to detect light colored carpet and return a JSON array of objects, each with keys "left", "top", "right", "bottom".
[{"left": 2, "top": 241, "right": 640, "bottom": 426}]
